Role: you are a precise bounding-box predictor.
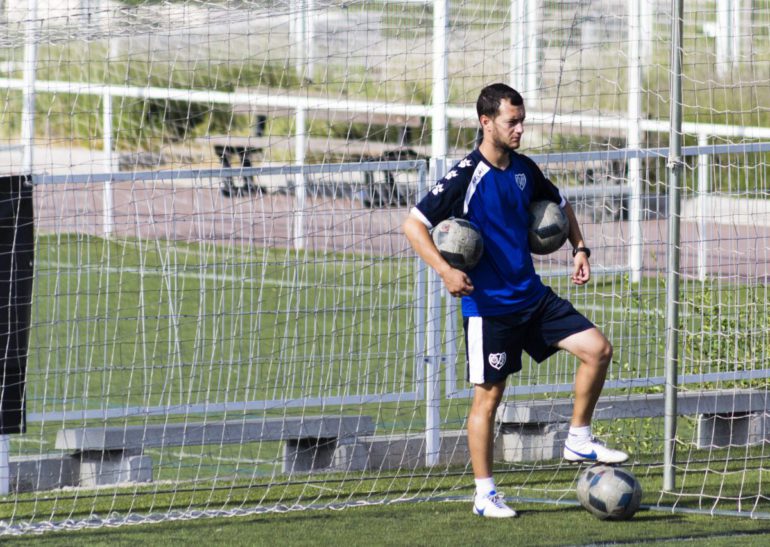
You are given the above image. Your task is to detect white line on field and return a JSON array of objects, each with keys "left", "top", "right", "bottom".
[
  {"left": 36, "top": 258, "right": 672, "bottom": 317},
  {"left": 162, "top": 449, "right": 275, "bottom": 466},
  {"left": 36, "top": 259, "right": 415, "bottom": 297}
]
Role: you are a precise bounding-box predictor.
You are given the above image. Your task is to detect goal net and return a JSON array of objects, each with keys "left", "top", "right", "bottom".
[{"left": 0, "top": 0, "right": 769, "bottom": 534}]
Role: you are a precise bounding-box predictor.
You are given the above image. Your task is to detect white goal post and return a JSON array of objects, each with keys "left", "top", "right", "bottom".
[{"left": 0, "top": 0, "right": 769, "bottom": 535}]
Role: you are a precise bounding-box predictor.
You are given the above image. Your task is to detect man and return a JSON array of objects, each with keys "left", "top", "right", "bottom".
[{"left": 402, "top": 83, "right": 628, "bottom": 519}]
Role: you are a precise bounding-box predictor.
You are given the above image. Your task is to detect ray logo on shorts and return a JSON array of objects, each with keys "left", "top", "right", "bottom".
[{"left": 488, "top": 352, "right": 507, "bottom": 370}]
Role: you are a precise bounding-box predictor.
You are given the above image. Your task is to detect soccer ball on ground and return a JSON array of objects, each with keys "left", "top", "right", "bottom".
[
  {"left": 431, "top": 218, "right": 484, "bottom": 271},
  {"left": 528, "top": 200, "right": 569, "bottom": 255},
  {"left": 576, "top": 464, "right": 643, "bottom": 520}
]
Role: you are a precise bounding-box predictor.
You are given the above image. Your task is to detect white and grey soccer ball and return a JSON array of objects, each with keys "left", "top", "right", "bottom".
[
  {"left": 576, "top": 464, "right": 643, "bottom": 520},
  {"left": 431, "top": 218, "right": 484, "bottom": 271},
  {"left": 528, "top": 200, "right": 569, "bottom": 255}
]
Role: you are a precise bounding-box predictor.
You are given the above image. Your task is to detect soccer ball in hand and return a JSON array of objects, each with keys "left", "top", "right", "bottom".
[
  {"left": 576, "top": 464, "right": 643, "bottom": 520},
  {"left": 431, "top": 218, "right": 484, "bottom": 271},
  {"left": 528, "top": 200, "right": 569, "bottom": 255}
]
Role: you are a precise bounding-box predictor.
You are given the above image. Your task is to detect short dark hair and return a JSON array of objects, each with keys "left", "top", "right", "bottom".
[{"left": 476, "top": 83, "right": 523, "bottom": 120}]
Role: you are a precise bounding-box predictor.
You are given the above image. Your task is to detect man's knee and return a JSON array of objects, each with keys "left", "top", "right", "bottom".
[
  {"left": 574, "top": 331, "right": 613, "bottom": 370},
  {"left": 597, "top": 338, "right": 613, "bottom": 367},
  {"left": 583, "top": 328, "right": 613, "bottom": 366},
  {"left": 472, "top": 398, "right": 500, "bottom": 419},
  {"left": 470, "top": 382, "right": 505, "bottom": 418}
]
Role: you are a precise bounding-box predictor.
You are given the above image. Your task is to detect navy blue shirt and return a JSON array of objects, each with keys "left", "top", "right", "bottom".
[{"left": 411, "top": 148, "right": 565, "bottom": 317}]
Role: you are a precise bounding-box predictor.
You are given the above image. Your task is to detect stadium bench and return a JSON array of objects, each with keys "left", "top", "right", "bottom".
[
  {"left": 55, "top": 415, "right": 375, "bottom": 486},
  {"left": 203, "top": 134, "right": 427, "bottom": 199},
  {"left": 230, "top": 105, "right": 424, "bottom": 145},
  {"left": 214, "top": 143, "right": 263, "bottom": 197},
  {"left": 496, "top": 389, "right": 770, "bottom": 462}
]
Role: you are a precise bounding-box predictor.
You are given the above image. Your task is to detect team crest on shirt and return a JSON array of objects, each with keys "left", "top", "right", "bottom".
[
  {"left": 515, "top": 173, "right": 527, "bottom": 190},
  {"left": 488, "top": 352, "right": 507, "bottom": 370}
]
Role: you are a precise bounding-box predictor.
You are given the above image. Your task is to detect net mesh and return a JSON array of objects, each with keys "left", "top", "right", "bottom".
[{"left": 0, "top": 0, "right": 769, "bottom": 534}]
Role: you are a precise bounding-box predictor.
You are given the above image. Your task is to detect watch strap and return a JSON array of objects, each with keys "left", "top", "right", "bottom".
[{"left": 572, "top": 246, "right": 591, "bottom": 258}]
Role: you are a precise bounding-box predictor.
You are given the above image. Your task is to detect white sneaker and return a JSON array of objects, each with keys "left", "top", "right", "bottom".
[
  {"left": 472, "top": 491, "right": 518, "bottom": 518},
  {"left": 563, "top": 436, "right": 629, "bottom": 464}
]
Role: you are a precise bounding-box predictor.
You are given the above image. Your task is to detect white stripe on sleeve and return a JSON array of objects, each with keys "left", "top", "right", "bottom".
[{"left": 409, "top": 207, "right": 433, "bottom": 229}]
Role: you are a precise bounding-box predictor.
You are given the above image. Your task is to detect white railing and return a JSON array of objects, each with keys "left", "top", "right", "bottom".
[
  {"left": 10, "top": 74, "right": 770, "bottom": 281},
  {"left": 29, "top": 158, "right": 429, "bottom": 422},
  {"left": 442, "top": 141, "right": 770, "bottom": 401}
]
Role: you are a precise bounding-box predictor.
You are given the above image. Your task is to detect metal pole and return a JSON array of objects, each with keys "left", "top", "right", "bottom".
[
  {"left": 697, "top": 133, "right": 710, "bottom": 282},
  {"left": 80, "top": 0, "right": 96, "bottom": 24},
  {"left": 415, "top": 163, "right": 428, "bottom": 401},
  {"left": 21, "top": 0, "right": 38, "bottom": 176},
  {"left": 431, "top": 0, "right": 448, "bottom": 162},
  {"left": 715, "top": 0, "right": 732, "bottom": 79},
  {"left": 428, "top": 0, "right": 450, "bottom": 465},
  {"left": 103, "top": 0, "right": 115, "bottom": 237},
  {"left": 103, "top": 90, "right": 114, "bottom": 237},
  {"left": 293, "top": 0, "right": 306, "bottom": 81},
  {"left": 640, "top": 0, "right": 653, "bottom": 64},
  {"left": 663, "top": 0, "right": 684, "bottom": 492},
  {"left": 305, "top": 0, "right": 314, "bottom": 82},
  {"left": 627, "top": 0, "right": 643, "bottom": 283},
  {"left": 510, "top": 0, "right": 525, "bottom": 89},
  {"left": 425, "top": 266, "right": 442, "bottom": 467},
  {"left": 442, "top": 285, "right": 457, "bottom": 397},
  {"left": 425, "top": 157, "right": 447, "bottom": 466},
  {"left": 525, "top": 0, "right": 539, "bottom": 105},
  {"left": 293, "top": 105, "right": 306, "bottom": 250},
  {"left": 731, "top": 0, "right": 744, "bottom": 66}
]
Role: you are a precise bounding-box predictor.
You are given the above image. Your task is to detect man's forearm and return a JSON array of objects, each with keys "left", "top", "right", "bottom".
[{"left": 563, "top": 201, "right": 586, "bottom": 249}]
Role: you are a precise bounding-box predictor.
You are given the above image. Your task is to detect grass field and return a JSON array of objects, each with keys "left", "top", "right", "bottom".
[
  {"left": 2, "top": 503, "right": 770, "bottom": 546},
  {"left": 2, "top": 0, "right": 770, "bottom": 542},
  {"left": 27, "top": 231, "right": 672, "bottom": 420},
  {"left": 3, "top": 452, "right": 770, "bottom": 544},
  {"left": 3, "top": 485, "right": 770, "bottom": 545},
  {"left": 2, "top": 229, "right": 768, "bottom": 540},
  {"left": 29, "top": 232, "right": 418, "bottom": 411}
]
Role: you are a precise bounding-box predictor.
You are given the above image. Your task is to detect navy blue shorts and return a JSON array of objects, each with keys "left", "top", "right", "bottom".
[{"left": 463, "top": 288, "right": 594, "bottom": 385}]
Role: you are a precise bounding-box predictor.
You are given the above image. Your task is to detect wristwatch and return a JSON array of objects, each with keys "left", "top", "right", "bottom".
[{"left": 572, "top": 246, "right": 591, "bottom": 258}]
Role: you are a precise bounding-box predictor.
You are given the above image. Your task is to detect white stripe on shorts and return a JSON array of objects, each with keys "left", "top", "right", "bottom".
[{"left": 467, "top": 316, "right": 485, "bottom": 384}]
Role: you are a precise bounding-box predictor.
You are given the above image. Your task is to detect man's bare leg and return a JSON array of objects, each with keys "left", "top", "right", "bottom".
[
  {"left": 468, "top": 381, "right": 506, "bottom": 478},
  {"left": 558, "top": 328, "right": 628, "bottom": 463},
  {"left": 557, "top": 327, "right": 612, "bottom": 426},
  {"left": 468, "top": 381, "right": 517, "bottom": 517}
]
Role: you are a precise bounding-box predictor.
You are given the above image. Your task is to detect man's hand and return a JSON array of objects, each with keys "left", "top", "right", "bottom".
[
  {"left": 439, "top": 267, "right": 474, "bottom": 297},
  {"left": 571, "top": 252, "right": 591, "bottom": 285}
]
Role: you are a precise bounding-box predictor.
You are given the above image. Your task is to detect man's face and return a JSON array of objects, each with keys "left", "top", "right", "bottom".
[{"left": 481, "top": 99, "right": 525, "bottom": 151}]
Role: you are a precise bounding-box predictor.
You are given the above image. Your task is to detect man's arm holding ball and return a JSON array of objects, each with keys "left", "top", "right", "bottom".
[{"left": 402, "top": 215, "right": 474, "bottom": 297}]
